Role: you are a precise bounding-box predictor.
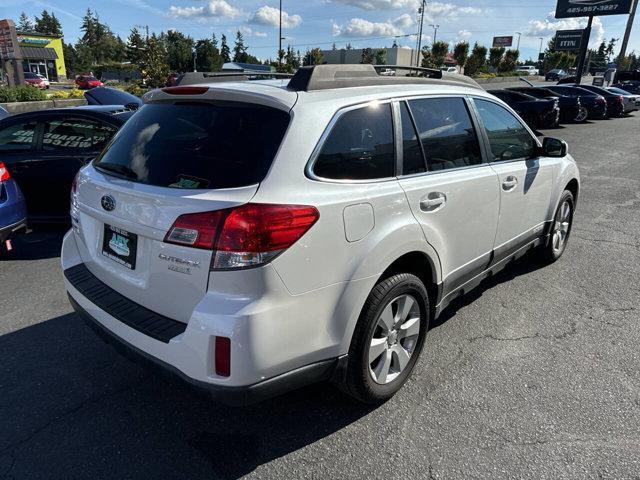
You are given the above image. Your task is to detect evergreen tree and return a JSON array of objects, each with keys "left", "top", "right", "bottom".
[
  {"left": 500, "top": 49, "right": 519, "bottom": 72},
  {"left": 17, "top": 12, "right": 34, "bottom": 32},
  {"left": 211, "top": 33, "right": 222, "bottom": 70},
  {"left": 163, "top": 30, "right": 194, "bottom": 73},
  {"left": 465, "top": 43, "right": 488, "bottom": 76},
  {"left": 453, "top": 42, "right": 469, "bottom": 72},
  {"left": 233, "top": 30, "right": 248, "bottom": 63},
  {"left": 303, "top": 48, "right": 324, "bottom": 66},
  {"left": 126, "top": 27, "right": 146, "bottom": 66},
  {"left": 141, "top": 34, "right": 169, "bottom": 87},
  {"left": 489, "top": 47, "right": 505, "bottom": 70},
  {"left": 195, "top": 38, "right": 217, "bottom": 72},
  {"left": 34, "top": 10, "right": 62, "bottom": 35},
  {"left": 220, "top": 34, "right": 231, "bottom": 63},
  {"left": 431, "top": 41, "right": 448, "bottom": 67},
  {"left": 375, "top": 49, "right": 386, "bottom": 65},
  {"left": 361, "top": 47, "right": 374, "bottom": 64}
]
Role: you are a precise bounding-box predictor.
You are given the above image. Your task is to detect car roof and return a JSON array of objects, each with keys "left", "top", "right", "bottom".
[
  {"left": 0, "top": 106, "right": 131, "bottom": 124},
  {"left": 145, "top": 77, "right": 493, "bottom": 112}
]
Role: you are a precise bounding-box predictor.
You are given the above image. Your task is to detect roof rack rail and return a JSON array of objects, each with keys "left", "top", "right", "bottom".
[
  {"left": 374, "top": 64, "right": 443, "bottom": 78},
  {"left": 287, "top": 64, "right": 482, "bottom": 92},
  {"left": 176, "top": 71, "right": 293, "bottom": 86}
]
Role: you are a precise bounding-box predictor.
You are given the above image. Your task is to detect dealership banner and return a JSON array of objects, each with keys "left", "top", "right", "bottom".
[
  {"left": 492, "top": 36, "right": 513, "bottom": 48},
  {"left": 555, "top": 0, "right": 634, "bottom": 18},
  {"left": 555, "top": 29, "right": 585, "bottom": 51}
]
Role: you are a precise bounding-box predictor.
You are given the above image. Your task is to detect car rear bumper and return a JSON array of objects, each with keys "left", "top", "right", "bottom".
[
  {"left": 62, "top": 230, "right": 358, "bottom": 403},
  {"left": 69, "top": 293, "right": 343, "bottom": 405}
]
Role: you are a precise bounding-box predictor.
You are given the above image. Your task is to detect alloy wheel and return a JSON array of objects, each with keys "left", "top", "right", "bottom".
[
  {"left": 552, "top": 200, "right": 572, "bottom": 254},
  {"left": 369, "top": 294, "right": 421, "bottom": 385},
  {"left": 574, "top": 107, "right": 588, "bottom": 122}
]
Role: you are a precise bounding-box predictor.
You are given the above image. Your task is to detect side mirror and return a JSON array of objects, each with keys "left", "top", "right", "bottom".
[{"left": 542, "top": 137, "right": 568, "bottom": 158}]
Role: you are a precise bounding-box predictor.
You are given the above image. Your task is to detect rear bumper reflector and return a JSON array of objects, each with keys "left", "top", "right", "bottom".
[{"left": 64, "top": 263, "right": 187, "bottom": 343}]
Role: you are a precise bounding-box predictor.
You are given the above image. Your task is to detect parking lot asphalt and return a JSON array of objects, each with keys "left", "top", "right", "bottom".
[{"left": 1, "top": 113, "right": 639, "bottom": 480}]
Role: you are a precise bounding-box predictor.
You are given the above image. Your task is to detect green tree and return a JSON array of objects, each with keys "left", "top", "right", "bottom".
[
  {"left": 489, "top": 47, "right": 505, "bottom": 70},
  {"left": 162, "top": 30, "right": 194, "bottom": 73},
  {"left": 220, "top": 34, "right": 231, "bottom": 63},
  {"left": 375, "top": 49, "right": 387, "bottom": 65},
  {"left": 303, "top": 48, "right": 324, "bottom": 66},
  {"left": 421, "top": 45, "right": 435, "bottom": 68},
  {"left": 17, "top": 12, "right": 34, "bottom": 32},
  {"left": 76, "top": 9, "right": 121, "bottom": 66},
  {"left": 233, "top": 30, "right": 248, "bottom": 63},
  {"left": 34, "top": 10, "right": 62, "bottom": 35},
  {"left": 431, "top": 41, "right": 449, "bottom": 67},
  {"left": 500, "top": 49, "right": 519, "bottom": 72},
  {"left": 141, "top": 34, "right": 169, "bottom": 87},
  {"left": 453, "top": 41, "right": 469, "bottom": 72},
  {"left": 126, "top": 28, "right": 146, "bottom": 66},
  {"left": 465, "top": 43, "right": 488, "bottom": 76},
  {"left": 361, "top": 47, "right": 374, "bottom": 64},
  {"left": 195, "top": 39, "right": 217, "bottom": 72},
  {"left": 63, "top": 42, "right": 80, "bottom": 76}
]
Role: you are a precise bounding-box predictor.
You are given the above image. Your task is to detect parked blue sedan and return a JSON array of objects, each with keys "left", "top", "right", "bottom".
[{"left": 0, "top": 161, "right": 27, "bottom": 254}]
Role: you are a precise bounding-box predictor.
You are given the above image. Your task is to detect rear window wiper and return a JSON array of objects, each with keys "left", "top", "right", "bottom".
[{"left": 95, "top": 162, "right": 138, "bottom": 180}]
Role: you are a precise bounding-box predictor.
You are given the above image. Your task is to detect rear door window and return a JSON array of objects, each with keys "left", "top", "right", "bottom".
[
  {"left": 313, "top": 103, "right": 394, "bottom": 180},
  {"left": 42, "top": 118, "right": 117, "bottom": 151},
  {"left": 94, "top": 102, "right": 290, "bottom": 189},
  {"left": 0, "top": 121, "right": 37, "bottom": 151},
  {"left": 408, "top": 97, "right": 482, "bottom": 171}
]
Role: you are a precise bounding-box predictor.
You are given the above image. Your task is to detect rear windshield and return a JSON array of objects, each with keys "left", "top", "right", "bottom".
[{"left": 94, "top": 102, "right": 290, "bottom": 189}]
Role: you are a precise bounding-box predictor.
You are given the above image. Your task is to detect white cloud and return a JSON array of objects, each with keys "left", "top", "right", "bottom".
[
  {"left": 392, "top": 13, "right": 414, "bottom": 28},
  {"left": 328, "top": 0, "right": 483, "bottom": 19},
  {"left": 328, "top": 0, "right": 419, "bottom": 10},
  {"left": 249, "top": 5, "right": 302, "bottom": 28},
  {"left": 332, "top": 17, "right": 405, "bottom": 37},
  {"left": 458, "top": 29, "right": 471, "bottom": 39},
  {"left": 526, "top": 12, "right": 604, "bottom": 48},
  {"left": 169, "top": 0, "right": 241, "bottom": 19},
  {"left": 254, "top": 31, "right": 268, "bottom": 37}
]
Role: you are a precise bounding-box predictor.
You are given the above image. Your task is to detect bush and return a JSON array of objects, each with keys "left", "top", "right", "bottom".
[
  {"left": 48, "top": 89, "right": 70, "bottom": 99},
  {"left": 68, "top": 88, "right": 85, "bottom": 98},
  {"left": 0, "top": 85, "right": 47, "bottom": 102},
  {"left": 122, "top": 83, "right": 145, "bottom": 97},
  {"left": 0, "top": 88, "right": 17, "bottom": 103}
]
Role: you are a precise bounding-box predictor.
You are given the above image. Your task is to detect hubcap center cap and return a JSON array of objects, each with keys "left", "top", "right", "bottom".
[{"left": 388, "top": 330, "right": 398, "bottom": 346}]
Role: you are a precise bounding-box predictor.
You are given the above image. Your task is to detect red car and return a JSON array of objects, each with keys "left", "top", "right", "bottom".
[
  {"left": 23, "top": 72, "right": 48, "bottom": 89},
  {"left": 75, "top": 74, "right": 104, "bottom": 89}
]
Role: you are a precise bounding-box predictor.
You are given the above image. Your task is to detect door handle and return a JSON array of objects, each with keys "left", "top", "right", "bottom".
[
  {"left": 502, "top": 176, "right": 518, "bottom": 191},
  {"left": 420, "top": 192, "right": 447, "bottom": 212}
]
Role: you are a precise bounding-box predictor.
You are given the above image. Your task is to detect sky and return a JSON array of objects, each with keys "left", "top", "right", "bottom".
[{"left": 1, "top": 0, "right": 638, "bottom": 62}]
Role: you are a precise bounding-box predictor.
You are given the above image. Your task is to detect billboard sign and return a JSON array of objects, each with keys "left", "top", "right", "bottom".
[
  {"left": 492, "top": 36, "right": 513, "bottom": 48},
  {"left": 555, "top": 29, "right": 585, "bottom": 51},
  {"left": 555, "top": 0, "right": 634, "bottom": 18},
  {"left": 0, "top": 19, "right": 19, "bottom": 60}
]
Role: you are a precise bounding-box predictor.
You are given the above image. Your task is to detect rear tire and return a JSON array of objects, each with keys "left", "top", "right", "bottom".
[
  {"left": 537, "top": 190, "right": 574, "bottom": 264},
  {"left": 341, "top": 273, "right": 429, "bottom": 404}
]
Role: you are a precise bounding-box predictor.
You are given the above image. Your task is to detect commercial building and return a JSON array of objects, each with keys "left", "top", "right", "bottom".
[
  {"left": 321, "top": 47, "right": 420, "bottom": 67},
  {"left": 17, "top": 31, "right": 66, "bottom": 81}
]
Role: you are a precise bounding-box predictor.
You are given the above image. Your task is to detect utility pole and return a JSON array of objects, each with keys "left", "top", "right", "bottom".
[
  {"left": 416, "top": 0, "right": 426, "bottom": 67},
  {"left": 279, "top": 0, "right": 283, "bottom": 66},
  {"left": 430, "top": 24, "right": 440, "bottom": 44},
  {"left": 538, "top": 37, "right": 544, "bottom": 65},
  {"left": 515, "top": 32, "right": 522, "bottom": 51},
  {"left": 617, "top": 0, "right": 638, "bottom": 69},
  {"left": 575, "top": 15, "right": 594, "bottom": 84}
]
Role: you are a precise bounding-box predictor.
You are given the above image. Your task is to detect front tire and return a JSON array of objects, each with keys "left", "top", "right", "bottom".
[
  {"left": 538, "top": 190, "right": 574, "bottom": 263},
  {"left": 342, "top": 273, "right": 429, "bottom": 404}
]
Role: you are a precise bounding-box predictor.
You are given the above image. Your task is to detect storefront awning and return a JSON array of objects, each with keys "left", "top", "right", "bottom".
[{"left": 20, "top": 46, "right": 58, "bottom": 60}]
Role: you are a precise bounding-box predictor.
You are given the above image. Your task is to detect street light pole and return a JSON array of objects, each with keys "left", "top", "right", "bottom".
[
  {"left": 430, "top": 24, "right": 440, "bottom": 44},
  {"left": 538, "top": 37, "right": 544, "bottom": 63},
  {"left": 617, "top": 0, "right": 638, "bottom": 69},
  {"left": 416, "top": 0, "right": 427, "bottom": 67},
  {"left": 516, "top": 32, "right": 522, "bottom": 51}
]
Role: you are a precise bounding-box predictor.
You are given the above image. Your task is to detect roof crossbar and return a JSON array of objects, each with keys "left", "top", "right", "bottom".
[
  {"left": 177, "top": 71, "right": 293, "bottom": 86},
  {"left": 286, "top": 64, "right": 482, "bottom": 92}
]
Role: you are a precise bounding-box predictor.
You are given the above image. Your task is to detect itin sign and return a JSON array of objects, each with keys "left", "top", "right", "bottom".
[
  {"left": 555, "top": 0, "right": 634, "bottom": 18},
  {"left": 555, "top": 29, "right": 585, "bottom": 51}
]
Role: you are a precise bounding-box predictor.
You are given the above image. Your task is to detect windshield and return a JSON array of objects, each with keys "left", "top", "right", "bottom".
[{"left": 94, "top": 101, "right": 290, "bottom": 190}]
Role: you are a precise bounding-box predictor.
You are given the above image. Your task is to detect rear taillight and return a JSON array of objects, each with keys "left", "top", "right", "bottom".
[
  {"left": 0, "top": 162, "right": 10, "bottom": 182},
  {"left": 164, "top": 203, "right": 320, "bottom": 270},
  {"left": 596, "top": 96, "right": 606, "bottom": 104},
  {"left": 615, "top": 95, "right": 624, "bottom": 104}
]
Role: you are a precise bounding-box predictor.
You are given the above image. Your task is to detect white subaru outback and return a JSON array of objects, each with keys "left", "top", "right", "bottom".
[{"left": 62, "top": 65, "right": 579, "bottom": 405}]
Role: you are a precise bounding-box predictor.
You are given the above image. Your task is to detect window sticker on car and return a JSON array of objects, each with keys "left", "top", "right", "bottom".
[{"left": 169, "top": 175, "right": 210, "bottom": 189}]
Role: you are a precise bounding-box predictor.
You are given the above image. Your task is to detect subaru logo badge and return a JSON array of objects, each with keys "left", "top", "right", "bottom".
[{"left": 101, "top": 194, "right": 116, "bottom": 212}]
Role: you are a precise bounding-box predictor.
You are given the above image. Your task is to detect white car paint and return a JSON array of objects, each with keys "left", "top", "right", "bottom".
[{"left": 62, "top": 75, "right": 580, "bottom": 398}]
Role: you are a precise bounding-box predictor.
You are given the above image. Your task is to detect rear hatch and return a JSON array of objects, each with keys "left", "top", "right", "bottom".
[{"left": 72, "top": 95, "right": 291, "bottom": 323}]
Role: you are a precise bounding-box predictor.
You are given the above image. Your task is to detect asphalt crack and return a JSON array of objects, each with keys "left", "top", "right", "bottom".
[{"left": 468, "top": 320, "right": 578, "bottom": 344}]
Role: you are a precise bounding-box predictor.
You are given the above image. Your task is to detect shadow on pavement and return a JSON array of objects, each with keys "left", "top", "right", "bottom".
[
  {"left": 2, "top": 227, "right": 66, "bottom": 261},
  {"left": 0, "top": 312, "right": 375, "bottom": 479}
]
